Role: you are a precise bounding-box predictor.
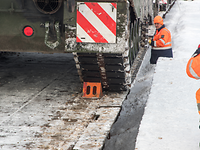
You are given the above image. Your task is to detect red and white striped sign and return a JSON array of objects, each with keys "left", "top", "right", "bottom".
[
  {"left": 76, "top": 2, "right": 117, "bottom": 43},
  {"left": 159, "top": 0, "right": 167, "bottom": 4}
]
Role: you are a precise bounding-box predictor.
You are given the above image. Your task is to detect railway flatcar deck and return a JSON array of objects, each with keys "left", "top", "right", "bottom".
[{"left": 0, "top": 52, "right": 130, "bottom": 150}]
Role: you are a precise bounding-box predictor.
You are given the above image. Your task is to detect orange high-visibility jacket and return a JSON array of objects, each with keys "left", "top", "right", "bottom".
[
  {"left": 152, "top": 26, "right": 172, "bottom": 50},
  {"left": 186, "top": 54, "right": 200, "bottom": 79},
  {"left": 196, "top": 89, "right": 200, "bottom": 115},
  {"left": 186, "top": 53, "right": 200, "bottom": 114}
]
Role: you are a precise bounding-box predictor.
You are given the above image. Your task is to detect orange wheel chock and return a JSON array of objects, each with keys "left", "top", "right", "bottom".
[{"left": 82, "top": 82, "right": 103, "bottom": 98}]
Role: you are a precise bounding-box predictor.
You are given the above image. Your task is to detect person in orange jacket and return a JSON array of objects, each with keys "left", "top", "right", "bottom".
[
  {"left": 186, "top": 44, "right": 200, "bottom": 115},
  {"left": 149, "top": 15, "right": 173, "bottom": 64}
]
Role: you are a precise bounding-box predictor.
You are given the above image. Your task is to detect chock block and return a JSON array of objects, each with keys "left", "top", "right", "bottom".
[{"left": 82, "top": 82, "right": 103, "bottom": 98}]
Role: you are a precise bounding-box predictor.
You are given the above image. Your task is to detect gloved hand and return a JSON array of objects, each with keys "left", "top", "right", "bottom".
[
  {"left": 148, "top": 39, "right": 152, "bottom": 45},
  {"left": 148, "top": 39, "right": 154, "bottom": 46},
  {"left": 192, "top": 48, "right": 200, "bottom": 57}
]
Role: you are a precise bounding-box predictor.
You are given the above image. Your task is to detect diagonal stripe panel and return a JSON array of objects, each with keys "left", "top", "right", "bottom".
[
  {"left": 76, "top": 2, "right": 117, "bottom": 43},
  {"left": 80, "top": 3, "right": 115, "bottom": 43},
  {"left": 85, "top": 2, "right": 116, "bottom": 36},
  {"left": 77, "top": 10, "right": 108, "bottom": 43}
]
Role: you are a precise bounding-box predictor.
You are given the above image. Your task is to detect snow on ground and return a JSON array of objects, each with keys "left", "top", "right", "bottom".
[{"left": 135, "top": 0, "right": 200, "bottom": 149}]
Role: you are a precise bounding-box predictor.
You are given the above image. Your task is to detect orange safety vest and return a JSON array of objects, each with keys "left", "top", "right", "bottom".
[
  {"left": 152, "top": 27, "right": 172, "bottom": 50},
  {"left": 186, "top": 54, "right": 200, "bottom": 114}
]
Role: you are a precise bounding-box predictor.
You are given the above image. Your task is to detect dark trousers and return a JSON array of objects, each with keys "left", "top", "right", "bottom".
[{"left": 150, "top": 48, "right": 173, "bottom": 64}]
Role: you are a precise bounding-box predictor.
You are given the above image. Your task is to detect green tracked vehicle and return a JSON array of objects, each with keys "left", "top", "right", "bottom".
[{"left": 0, "top": 0, "right": 172, "bottom": 91}]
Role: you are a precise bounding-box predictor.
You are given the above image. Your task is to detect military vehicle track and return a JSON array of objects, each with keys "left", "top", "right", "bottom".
[{"left": 73, "top": 53, "right": 129, "bottom": 91}]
